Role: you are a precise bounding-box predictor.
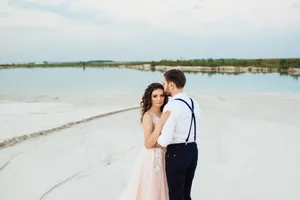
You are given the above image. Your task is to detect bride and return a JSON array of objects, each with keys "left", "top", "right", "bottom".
[{"left": 118, "top": 82, "right": 171, "bottom": 200}]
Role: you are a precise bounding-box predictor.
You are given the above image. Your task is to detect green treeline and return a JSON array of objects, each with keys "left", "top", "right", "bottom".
[
  {"left": 147, "top": 58, "right": 300, "bottom": 69},
  {"left": 1, "top": 58, "right": 300, "bottom": 69}
]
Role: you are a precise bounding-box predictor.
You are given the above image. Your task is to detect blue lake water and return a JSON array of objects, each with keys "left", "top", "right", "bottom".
[{"left": 0, "top": 67, "right": 300, "bottom": 95}]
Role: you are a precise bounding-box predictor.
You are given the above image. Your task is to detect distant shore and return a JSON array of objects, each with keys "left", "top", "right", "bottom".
[
  {"left": 118, "top": 64, "right": 300, "bottom": 75},
  {"left": 1, "top": 64, "right": 300, "bottom": 75},
  {"left": 1, "top": 58, "right": 300, "bottom": 75}
]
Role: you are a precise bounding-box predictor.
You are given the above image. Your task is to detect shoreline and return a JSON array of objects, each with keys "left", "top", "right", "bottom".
[
  {"left": 119, "top": 64, "right": 300, "bottom": 75},
  {"left": 1, "top": 64, "right": 300, "bottom": 75}
]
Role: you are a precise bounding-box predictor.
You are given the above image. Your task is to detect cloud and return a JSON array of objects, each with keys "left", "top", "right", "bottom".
[
  {"left": 74, "top": 0, "right": 300, "bottom": 34},
  {"left": 1, "top": 0, "right": 300, "bottom": 63},
  {"left": 8, "top": 0, "right": 113, "bottom": 25},
  {"left": 291, "top": 0, "right": 300, "bottom": 8},
  {"left": 0, "top": 0, "right": 8, "bottom": 12},
  {"left": 2, "top": 0, "right": 300, "bottom": 34}
]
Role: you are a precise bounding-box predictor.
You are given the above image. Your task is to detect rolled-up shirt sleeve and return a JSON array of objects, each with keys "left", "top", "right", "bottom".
[{"left": 157, "top": 102, "right": 177, "bottom": 147}]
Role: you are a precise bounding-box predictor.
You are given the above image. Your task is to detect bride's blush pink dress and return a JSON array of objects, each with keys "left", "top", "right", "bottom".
[{"left": 118, "top": 113, "right": 169, "bottom": 200}]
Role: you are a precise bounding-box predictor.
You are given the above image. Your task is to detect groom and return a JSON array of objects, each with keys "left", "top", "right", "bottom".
[{"left": 155, "top": 69, "right": 200, "bottom": 200}]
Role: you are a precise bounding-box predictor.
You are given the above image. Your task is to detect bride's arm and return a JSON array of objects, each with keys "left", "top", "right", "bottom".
[{"left": 142, "top": 113, "right": 163, "bottom": 149}]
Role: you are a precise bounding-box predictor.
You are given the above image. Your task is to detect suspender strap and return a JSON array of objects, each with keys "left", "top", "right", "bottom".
[{"left": 174, "top": 98, "right": 196, "bottom": 143}]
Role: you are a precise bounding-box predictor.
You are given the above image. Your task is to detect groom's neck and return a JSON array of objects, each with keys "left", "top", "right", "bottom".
[{"left": 171, "top": 89, "right": 183, "bottom": 97}]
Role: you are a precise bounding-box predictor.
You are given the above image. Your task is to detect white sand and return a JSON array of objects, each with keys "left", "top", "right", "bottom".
[
  {"left": 0, "top": 92, "right": 300, "bottom": 200},
  {"left": 0, "top": 93, "right": 139, "bottom": 142}
]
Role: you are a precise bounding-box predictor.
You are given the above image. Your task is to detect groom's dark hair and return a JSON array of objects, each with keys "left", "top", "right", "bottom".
[{"left": 164, "top": 69, "right": 186, "bottom": 88}]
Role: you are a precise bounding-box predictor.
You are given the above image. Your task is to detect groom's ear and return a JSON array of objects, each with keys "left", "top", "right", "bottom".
[{"left": 169, "top": 81, "right": 175, "bottom": 88}]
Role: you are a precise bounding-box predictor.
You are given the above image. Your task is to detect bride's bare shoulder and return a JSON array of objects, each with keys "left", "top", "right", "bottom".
[{"left": 142, "top": 112, "right": 153, "bottom": 124}]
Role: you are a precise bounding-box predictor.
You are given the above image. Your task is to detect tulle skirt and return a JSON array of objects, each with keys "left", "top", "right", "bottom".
[{"left": 118, "top": 147, "right": 169, "bottom": 200}]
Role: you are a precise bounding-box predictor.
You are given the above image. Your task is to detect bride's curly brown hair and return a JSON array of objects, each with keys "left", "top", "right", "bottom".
[{"left": 140, "top": 83, "right": 168, "bottom": 123}]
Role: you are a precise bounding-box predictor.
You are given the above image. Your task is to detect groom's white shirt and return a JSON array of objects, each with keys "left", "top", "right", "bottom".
[{"left": 157, "top": 92, "right": 201, "bottom": 147}]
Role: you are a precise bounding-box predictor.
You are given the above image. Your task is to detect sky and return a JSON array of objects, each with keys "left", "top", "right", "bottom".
[{"left": 0, "top": 0, "right": 300, "bottom": 63}]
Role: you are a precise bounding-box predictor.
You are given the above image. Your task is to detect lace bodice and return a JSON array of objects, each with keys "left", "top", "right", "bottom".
[{"left": 146, "top": 112, "right": 164, "bottom": 172}]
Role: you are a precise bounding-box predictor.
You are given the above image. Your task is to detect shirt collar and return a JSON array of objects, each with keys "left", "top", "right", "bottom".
[{"left": 170, "top": 92, "right": 186, "bottom": 101}]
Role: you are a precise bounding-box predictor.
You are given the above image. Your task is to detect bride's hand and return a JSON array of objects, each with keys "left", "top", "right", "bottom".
[{"left": 158, "top": 110, "right": 171, "bottom": 128}]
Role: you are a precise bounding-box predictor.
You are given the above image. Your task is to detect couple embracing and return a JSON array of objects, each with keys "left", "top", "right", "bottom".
[{"left": 118, "top": 69, "right": 201, "bottom": 200}]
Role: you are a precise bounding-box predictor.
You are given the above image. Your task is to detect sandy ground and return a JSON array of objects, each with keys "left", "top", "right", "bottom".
[
  {"left": 0, "top": 93, "right": 139, "bottom": 142},
  {"left": 0, "top": 92, "right": 300, "bottom": 200}
]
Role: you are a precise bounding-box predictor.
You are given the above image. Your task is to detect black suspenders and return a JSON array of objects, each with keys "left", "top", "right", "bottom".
[{"left": 174, "top": 98, "right": 196, "bottom": 144}]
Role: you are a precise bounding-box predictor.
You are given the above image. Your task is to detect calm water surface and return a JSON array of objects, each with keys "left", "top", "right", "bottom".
[{"left": 0, "top": 67, "right": 299, "bottom": 95}]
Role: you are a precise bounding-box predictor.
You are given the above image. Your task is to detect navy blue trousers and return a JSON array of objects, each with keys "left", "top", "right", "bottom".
[{"left": 165, "top": 142, "right": 198, "bottom": 200}]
